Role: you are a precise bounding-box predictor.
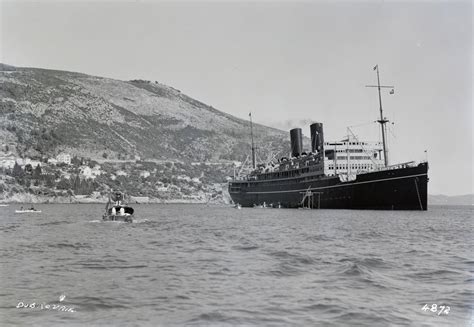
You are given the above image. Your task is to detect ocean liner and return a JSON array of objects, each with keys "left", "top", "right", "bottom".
[{"left": 228, "top": 66, "right": 428, "bottom": 210}]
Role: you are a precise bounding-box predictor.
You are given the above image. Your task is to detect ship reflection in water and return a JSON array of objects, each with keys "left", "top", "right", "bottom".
[{"left": 229, "top": 66, "right": 428, "bottom": 210}]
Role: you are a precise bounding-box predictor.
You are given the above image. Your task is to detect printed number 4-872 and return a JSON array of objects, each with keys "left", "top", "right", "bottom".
[{"left": 422, "top": 304, "right": 450, "bottom": 315}]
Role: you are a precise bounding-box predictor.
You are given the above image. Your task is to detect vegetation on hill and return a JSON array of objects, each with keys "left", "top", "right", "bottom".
[
  {"left": 0, "top": 155, "right": 231, "bottom": 203},
  {"left": 0, "top": 64, "right": 290, "bottom": 202}
]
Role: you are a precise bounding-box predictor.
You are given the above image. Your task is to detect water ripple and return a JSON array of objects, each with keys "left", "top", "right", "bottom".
[{"left": 0, "top": 204, "right": 471, "bottom": 326}]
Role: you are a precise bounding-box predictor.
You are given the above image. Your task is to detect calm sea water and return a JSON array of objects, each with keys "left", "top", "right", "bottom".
[{"left": 0, "top": 204, "right": 472, "bottom": 326}]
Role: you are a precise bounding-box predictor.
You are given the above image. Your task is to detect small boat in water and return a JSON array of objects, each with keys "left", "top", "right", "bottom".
[
  {"left": 253, "top": 202, "right": 268, "bottom": 209},
  {"left": 15, "top": 207, "right": 41, "bottom": 213},
  {"left": 103, "top": 191, "right": 134, "bottom": 223}
]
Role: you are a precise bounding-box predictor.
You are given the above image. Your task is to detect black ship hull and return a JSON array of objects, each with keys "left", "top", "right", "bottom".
[{"left": 229, "top": 162, "right": 428, "bottom": 210}]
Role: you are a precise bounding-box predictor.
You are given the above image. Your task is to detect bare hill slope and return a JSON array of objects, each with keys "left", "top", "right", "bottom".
[{"left": 0, "top": 64, "right": 288, "bottom": 162}]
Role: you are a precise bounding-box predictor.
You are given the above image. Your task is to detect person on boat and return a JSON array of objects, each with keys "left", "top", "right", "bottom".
[
  {"left": 111, "top": 207, "right": 117, "bottom": 216},
  {"left": 112, "top": 192, "right": 123, "bottom": 206},
  {"left": 119, "top": 207, "right": 125, "bottom": 215}
]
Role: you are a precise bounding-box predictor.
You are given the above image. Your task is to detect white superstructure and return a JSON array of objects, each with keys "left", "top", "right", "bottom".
[{"left": 324, "top": 136, "right": 384, "bottom": 176}]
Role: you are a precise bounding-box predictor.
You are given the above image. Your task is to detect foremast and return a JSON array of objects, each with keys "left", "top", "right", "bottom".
[{"left": 366, "top": 65, "right": 394, "bottom": 167}]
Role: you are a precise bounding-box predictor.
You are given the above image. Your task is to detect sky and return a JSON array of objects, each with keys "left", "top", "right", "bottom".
[{"left": 0, "top": 0, "right": 472, "bottom": 195}]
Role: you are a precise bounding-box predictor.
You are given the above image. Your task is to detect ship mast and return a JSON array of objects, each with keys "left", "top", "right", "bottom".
[
  {"left": 249, "top": 112, "right": 256, "bottom": 169},
  {"left": 366, "top": 65, "right": 394, "bottom": 167}
]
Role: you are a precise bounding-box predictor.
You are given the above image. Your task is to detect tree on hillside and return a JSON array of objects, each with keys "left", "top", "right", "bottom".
[
  {"left": 88, "top": 160, "right": 98, "bottom": 168},
  {"left": 72, "top": 175, "right": 81, "bottom": 192},
  {"left": 23, "top": 179, "right": 31, "bottom": 188},
  {"left": 24, "top": 163, "right": 33, "bottom": 174},
  {"left": 57, "top": 178, "right": 70, "bottom": 190},
  {"left": 12, "top": 162, "right": 23, "bottom": 178},
  {"left": 71, "top": 156, "right": 82, "bottom": 166},
  {"left": 33, "top": 164, "right": 42, "bottom": 179},
  {"left": 45, "top": 174, "right": 55, "bottom": 188}
]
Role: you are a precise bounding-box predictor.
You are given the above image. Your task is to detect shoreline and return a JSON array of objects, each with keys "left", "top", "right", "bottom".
[{"left": 0, "top": 194, "right": 227, "bottom": 205}]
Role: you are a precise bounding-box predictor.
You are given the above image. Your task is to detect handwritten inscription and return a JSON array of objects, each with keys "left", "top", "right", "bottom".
[
  {"left": 421, "top": 304, "right": 450, "bottom": 315},
  {"left": 15, "top": 294, "right": 75, "bottom": 313},
  {"left": 16, "top": 302, "right": 75, "bottom": 312}
]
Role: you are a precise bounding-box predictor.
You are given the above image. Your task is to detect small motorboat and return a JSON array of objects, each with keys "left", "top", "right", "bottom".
[
  {"left": 103, "top": 191, "right": 134, "bottom": 223},
  {"left": 103, "top": 205, "right": 134, "bottom": 222},
  {"left": 15, "top": 207, "right": 41, "bottom": 213}
]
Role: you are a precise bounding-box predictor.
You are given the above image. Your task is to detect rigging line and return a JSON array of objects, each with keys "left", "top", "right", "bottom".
[
  {"left": 237, "top": 155, "right": 250, "bottom": 176},
  {"left": 348, "top": 120, "right": 381, "bottom": 143},
  {"left": 347, "top": 127, "right": 379, "bottom": 166},
  {"left": 348, "top": 121, "right": 378, "bottom": 129},
  {"left": 387, "top": 124, "right": 397, "bottom": 139}
]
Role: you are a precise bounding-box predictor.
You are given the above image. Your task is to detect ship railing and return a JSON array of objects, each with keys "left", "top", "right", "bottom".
[
  {"left": 375, "top": 161, "right": 416, "bottom": 172},
  {"left": 232, "top": 175, "right": 257, "bottom": 181}
]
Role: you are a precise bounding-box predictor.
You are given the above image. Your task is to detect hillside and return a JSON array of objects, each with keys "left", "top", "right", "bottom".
[
  {"left": 0, "top": 64, "right": 288, "bottom": 162},
  {"left": 0, "top": 64, "right": 290, "bottom": 203}
]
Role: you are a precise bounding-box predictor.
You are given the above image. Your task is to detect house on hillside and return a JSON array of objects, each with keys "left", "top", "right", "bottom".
[
  {"left": 0, "top": 153, "right": 16, "bottom": 169},
  {"left": 56, "top": 153, "right": 71, "bottom": 165},
  {"left": 139, "top": 171, "right": 150, "bottom": 178},
  {"left": 80, "top": 165, "right": 102, "bottom": 179},
  {"left": 8, "top": 157, "right": 42, "bottom": 168}
]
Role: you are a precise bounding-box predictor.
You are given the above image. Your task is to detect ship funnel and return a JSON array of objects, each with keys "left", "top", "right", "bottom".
[
  {"left": 290, "top": 128, "right": 303, "bottom": 158},
  {"left": 310, "top": 123, "right": 324, "bottom": 153}
]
